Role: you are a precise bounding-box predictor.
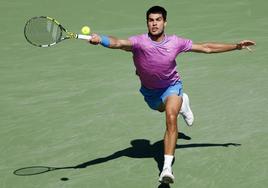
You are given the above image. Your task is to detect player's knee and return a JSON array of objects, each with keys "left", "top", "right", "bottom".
[
  {"left": 166, "top": 113, "right": 177, "bottom": 123},
  {"left": 166, "top": 113, "right": 177, "bottom": 130}
]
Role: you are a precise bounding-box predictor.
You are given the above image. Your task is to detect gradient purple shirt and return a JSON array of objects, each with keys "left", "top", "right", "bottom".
[{"left": 129, "top": 34, "right": 192, "bottom": 89}]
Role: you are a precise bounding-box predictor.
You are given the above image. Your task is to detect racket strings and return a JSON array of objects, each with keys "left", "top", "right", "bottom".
[{"left": 24, "top": 17, "right": 62, "bottom": 46}]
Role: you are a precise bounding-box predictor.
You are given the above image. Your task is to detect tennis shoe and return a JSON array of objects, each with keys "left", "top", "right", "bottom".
[
  {"left": 159, "top": 168, "right": 174, "bottom": 184},
  {"left": 180, "top": 93, "right": 194, "bottom": 126}
]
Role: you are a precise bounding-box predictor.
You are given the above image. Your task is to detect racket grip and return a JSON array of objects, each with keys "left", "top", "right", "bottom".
[{"left": 77, "top": 34, "right": 92, "bottom": 40}]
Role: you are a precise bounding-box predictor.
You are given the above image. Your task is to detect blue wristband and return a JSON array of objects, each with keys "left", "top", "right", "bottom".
[{"left": 100, "top": 35, "right": 110, "bottom": 47}]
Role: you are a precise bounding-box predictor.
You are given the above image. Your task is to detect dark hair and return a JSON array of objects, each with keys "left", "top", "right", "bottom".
[{"left": 146, "top": 6, "right": 167, "bottom": 21}]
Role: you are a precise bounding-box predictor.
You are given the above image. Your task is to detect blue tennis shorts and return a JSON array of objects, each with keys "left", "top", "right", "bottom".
[{"left": 140, "top": 81, "right": 183, "bottom": 110}]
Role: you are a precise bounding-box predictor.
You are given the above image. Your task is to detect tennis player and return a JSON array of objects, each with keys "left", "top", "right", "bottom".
[{"left": 89, "top": 6, "right": 255, "bottom": 184}]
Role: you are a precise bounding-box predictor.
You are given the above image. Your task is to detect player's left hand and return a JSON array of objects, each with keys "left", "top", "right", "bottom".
[{"left": 237, "top": 40, "right": 256, "bottom": 52}]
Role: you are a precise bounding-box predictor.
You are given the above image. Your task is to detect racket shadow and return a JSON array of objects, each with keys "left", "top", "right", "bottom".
[
  {"left": 12, "top": 132, "right": 190, "bottom": 176},
  {"left": 13, "top": 166, "right": 73, "bottom": 176}
]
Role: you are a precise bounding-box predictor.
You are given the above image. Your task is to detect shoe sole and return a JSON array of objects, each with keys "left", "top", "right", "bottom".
[{"left": 160, "top": 176, "right": 174, "bottom": 184}]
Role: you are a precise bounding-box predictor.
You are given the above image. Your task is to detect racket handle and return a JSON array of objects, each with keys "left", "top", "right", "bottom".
[{"left": 77, "top": 34, "right": 92, "bottom": 40}]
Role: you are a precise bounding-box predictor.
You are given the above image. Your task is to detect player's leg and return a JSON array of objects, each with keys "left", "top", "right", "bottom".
[
  {"left": 164, "top": 95, "right": 182, "bottom": 155},
  {"left": 159, "top": 92, "right": 194, "bottom": 125},
  {"left": 157, "top": 81, "right": 194, "bottom": 126},
  {"left": 157, "top": 103, "right": 165, "bottom": 112},
  {"left": 159, "top": 95, "right": 182, "bottom": 184}
]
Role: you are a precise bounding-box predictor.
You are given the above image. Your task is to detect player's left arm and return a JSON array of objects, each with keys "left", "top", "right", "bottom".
[{"left": 190, "top": 40, "right": 256, "bottom": 53}]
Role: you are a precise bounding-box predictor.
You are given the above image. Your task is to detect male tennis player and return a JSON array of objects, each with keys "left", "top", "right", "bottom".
[{"left": 89, "top": 6, "right": 255, "bottom": 184}]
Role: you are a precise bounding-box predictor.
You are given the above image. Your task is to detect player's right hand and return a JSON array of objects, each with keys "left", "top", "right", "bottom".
[{"left": 89, "top": 33, "right": 101, "bottom": 45}]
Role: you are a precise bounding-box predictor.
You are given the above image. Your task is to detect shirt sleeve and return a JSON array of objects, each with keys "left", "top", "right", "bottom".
[
  {"left": 176, "top": 36, "right": 193, "bottom": 53},
  {"left": 128, "top": 35, "right": 139, "bottom": 52}
]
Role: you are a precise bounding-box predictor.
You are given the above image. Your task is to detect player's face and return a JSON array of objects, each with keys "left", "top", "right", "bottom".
[{"left": 147, "top": 13, "right": 167, "bottom": 37}]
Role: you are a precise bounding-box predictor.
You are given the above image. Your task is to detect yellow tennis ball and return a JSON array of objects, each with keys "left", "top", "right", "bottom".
[{"left": 81, "top": 26, "right": 90, "bottom": 35}]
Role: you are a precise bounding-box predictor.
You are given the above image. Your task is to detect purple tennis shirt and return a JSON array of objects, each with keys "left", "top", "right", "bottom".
[{"left": 129, "top": 34, "right": 192, "bottom": 89}]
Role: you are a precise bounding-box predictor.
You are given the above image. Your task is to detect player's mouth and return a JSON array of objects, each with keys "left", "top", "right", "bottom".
[{"left": 152, "top": 27, "right": 158, "bottom": 32}]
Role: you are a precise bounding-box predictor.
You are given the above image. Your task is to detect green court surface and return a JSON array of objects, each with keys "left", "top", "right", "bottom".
[{"left": 0, "top": 0, "right": 267, "bottom": 187}]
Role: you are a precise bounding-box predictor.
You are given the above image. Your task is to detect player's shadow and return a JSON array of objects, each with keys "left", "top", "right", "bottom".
[
  {"left": 74, "top": 132, "right": 241, "bottom": 172},
  {"left": 158, "top": 183, "right": 171, "bottom": 188},
  {"left": 13, "top": 132, "right": 240, "bottom": 187},
  {"left": 74, "top": 132, "right": 190, "bottom": 171},
  {"left": 74, "top": 132, "right": 240, "bottom": 188}
]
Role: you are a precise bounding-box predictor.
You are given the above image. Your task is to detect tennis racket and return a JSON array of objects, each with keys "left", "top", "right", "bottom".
[
  {"left": 13, "top": 166, "right": 73, "bottom": 176},
  {"left": 24, "top": 16, "right": 92, "bottom": 47}
]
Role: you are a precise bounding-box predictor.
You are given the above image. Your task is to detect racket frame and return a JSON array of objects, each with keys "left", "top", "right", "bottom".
[{"left": 24, "top": 16, "right": 92, "bottom": 47}]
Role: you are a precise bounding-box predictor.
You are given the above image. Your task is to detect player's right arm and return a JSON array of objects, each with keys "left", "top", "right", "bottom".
[{"left": 89, "top": 34, "right": 132, "bottom": 51}]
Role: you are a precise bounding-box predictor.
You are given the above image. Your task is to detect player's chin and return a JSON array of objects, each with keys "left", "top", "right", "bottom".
[{"left": 149, "top": 30, "right": 163, "bottom": 37}]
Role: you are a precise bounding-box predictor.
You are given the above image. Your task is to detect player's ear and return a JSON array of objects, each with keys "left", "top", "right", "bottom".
[{"left": 164, "top": 20, "right": 167, "bottom": 27}]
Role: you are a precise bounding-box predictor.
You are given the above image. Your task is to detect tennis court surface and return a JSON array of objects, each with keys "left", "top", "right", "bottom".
[{"left": 0, "top": 0, "right": 267, "bottom": 187}]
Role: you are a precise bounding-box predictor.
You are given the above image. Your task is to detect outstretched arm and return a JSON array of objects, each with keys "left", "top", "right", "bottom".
[
  {"left": 89, "top": 34, "right": 132, "bottom": 51},
  {"left": 190, "top": 40, "right": 256, "bottom": 53}
]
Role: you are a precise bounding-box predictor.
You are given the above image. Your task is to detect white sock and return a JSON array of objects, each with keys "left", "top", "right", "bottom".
[{"left": 163, "top": 155, "right": 174, "bottom": 170}]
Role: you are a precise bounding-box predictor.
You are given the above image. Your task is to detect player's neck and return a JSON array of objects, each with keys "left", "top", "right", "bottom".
[{"left": 148, "top": 32, "right": 165, "bottom": 43}]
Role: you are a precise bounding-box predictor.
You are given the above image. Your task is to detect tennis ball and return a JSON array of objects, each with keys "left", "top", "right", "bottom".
[{"left": 81, "top": 26, "right": 90, "bottom": 35}]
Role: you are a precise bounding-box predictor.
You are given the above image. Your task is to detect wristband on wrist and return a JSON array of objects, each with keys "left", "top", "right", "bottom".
[
  {"left": 236, "top": 43, "right": 242, "bottom": 50},
  {"left": 100, "top": 35, "right": 110, "bottom": 47}
]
